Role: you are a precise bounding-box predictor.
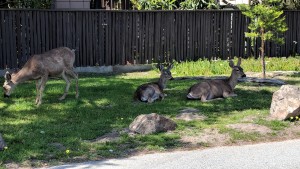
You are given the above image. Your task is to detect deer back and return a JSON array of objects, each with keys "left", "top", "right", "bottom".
[{"left": 38, "top": 47, "right": 75, "bottom": 76}]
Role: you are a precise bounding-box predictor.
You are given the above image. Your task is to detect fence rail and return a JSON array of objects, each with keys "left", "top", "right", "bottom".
[{"left": 0, "top": 10, "right": 299, "bottom": 69}]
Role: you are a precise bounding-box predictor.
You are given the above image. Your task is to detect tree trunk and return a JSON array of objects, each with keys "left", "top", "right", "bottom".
[{"left": 260, "top": 28, "right": 266, "bottom": 79}]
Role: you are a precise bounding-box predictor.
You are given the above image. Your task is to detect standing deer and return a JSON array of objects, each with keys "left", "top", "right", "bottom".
[
  {"left": 187, "top": 58, "right": 246, "bottom": 102},
  {"left": 134, "top": 63, "right": 173, "bottom": 103},
  {"left": 3, "top": 47, "right": 79, "bottom": 106}
]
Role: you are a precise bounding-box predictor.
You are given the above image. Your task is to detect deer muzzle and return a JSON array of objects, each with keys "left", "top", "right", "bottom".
[{"left": 3, "top": 94, "right": 10, "bottom": 98}]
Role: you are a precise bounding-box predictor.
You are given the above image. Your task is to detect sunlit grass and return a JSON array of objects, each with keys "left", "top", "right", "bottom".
[{"left": 171, "top": 57, "right": 300, "bottom": 76}]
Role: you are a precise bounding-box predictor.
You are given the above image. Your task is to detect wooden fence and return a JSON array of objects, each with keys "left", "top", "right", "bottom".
[{"left": 0, "top": 9, "right": 299, "bottom": 69}]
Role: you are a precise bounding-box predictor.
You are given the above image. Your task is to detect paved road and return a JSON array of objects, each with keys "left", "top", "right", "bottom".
[{"left": 48, "top": 139, "right": 300, "bottom": 169}]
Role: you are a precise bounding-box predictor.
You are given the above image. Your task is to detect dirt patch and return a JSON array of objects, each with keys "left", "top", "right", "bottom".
[
  {"left": 176, "top": 113, "right": 207, "bottom": 121},
  {"left": 180, "top": 128, "right": 231, "bottom": 147},
  {"left": 176, "top": 107, "right": 206, "bottom": 121},
  {"left": 226, "top": 123, "right": 273, "bottom": 135},
  {"left": 277, "top": 123, "right": 300, "bottom": 140},
  {"left": 241, "top": 115, "right": 260, "bottom": 122}
]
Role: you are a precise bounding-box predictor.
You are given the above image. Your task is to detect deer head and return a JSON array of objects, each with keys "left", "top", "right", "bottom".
[
  {"left": 158, "top": 63, "right": 173, "bottom": 80},
  {"left": 3, "top": 71, "right": 16, "bottom": 98},
  {"left": 229, "top": 58, "right": 246, "bottom": 79},
  {"left": 156, "top": 63, "right": 174, "bottom": 90}
]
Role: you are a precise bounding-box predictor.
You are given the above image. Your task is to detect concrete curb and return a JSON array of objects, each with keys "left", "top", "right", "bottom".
[{"left": 0, "top": 64, "right": 153, "bottom": 76}]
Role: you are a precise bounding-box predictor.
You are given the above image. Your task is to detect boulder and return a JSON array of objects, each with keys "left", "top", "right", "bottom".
[
  {"left": 270, "top": 85, "right": 300, "bottom": 120},
  {"left": 0, "top": 133, "right": 6, "bottom": 151},
  {"left": 129, "top": 113, "right": 177, "bottom": 134}
]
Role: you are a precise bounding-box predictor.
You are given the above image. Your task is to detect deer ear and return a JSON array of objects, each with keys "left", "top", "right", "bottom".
[
  {"left": 229, "top": 60, "right": 234, "bottom": 68},
  {"left": 4, "top": 71, "right": 11, "bottom": 81},
  {"left": 157, "top": 64, "right": 164, "bottom": 71},
  {"left": 237, "top": 57, "right": 241, "bottom": 66},
  {"left": 167, "top": 63, "right": 174, "bottom": 70}
]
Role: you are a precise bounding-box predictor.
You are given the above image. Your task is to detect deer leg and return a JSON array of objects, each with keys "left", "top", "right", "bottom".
[
  {"left": 200, "top": 90, "right": 211, "bottom": 102},
  {"left": 223, "top": 92, "right": 237, "bottom": 98},
  {"left": 147, "top": 98, "right": 154, "bottom": 103},
  {"left": 204, "top": 98, "right": 224, "bottom": 102},
  {"left": 35, "top": 79, "right": 42, "bottom": 104},
  {"left": 59, "top": 72, "right": 71, "bottom": 100},
  {"left": 159, "top": 93, "right": 165, "bottom": 100},
  {"left": 65, "top": 69, "right": 79, "bottom": 99},
  {"left": 200, "top": 95, "right": 208, "bottom": 102},
  {"left": 36, "top": 76, "right": 48, "bottom": 106}
]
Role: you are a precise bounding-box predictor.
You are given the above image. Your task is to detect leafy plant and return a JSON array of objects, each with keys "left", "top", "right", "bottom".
[
  {"left": 239, "top": 0, "right": 288, "bottom": 79},
  {"left": 180, "top": 0, "right": 219, "bottom": 9},
  {"left": 285, "top": 0, "right": 300, "bottom": 9},
  {"left": 130, "top": 0, "right": 177, "bottom": 10},
  {"left": 8, "top": 0, "right": 52, "bottom": 9}
]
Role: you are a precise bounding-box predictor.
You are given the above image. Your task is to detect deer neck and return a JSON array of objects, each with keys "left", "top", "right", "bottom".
[
  {"left": 11, "top": 69, "right": 32, "bottom": 84},
  {"left": 228, "top": 73, "right": 238, "bottom": 90},
  {"left": 157, "top": 75, "right": 167, "bottom": 90}
]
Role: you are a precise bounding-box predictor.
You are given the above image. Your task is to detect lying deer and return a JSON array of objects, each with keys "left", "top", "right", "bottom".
[
  {"left": 3, "top": 47, "right": 79, "bottom": 106},
  {"left": 134, "top": 63, "right": 173, "bottom": 103},
  {"left": 187, "top": 58, "right": 246, "bottom": 102}
]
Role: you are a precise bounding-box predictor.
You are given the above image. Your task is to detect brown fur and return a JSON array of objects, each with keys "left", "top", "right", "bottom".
[
  {"left": 3, "top": 47, "right": 79, "bottom": 106},
  {"left": 134, "top": 64, "right": 173, "bottom": 103},
  {"left": 187, "top": 58, "right": 246, "bottom": 102}
]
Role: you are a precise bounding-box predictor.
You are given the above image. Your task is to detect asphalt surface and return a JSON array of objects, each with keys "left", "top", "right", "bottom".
[{"left": 48, "top": 139, "right": 300, "bottom": 169}]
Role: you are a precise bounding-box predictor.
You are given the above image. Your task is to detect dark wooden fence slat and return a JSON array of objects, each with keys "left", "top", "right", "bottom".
[
  {"left": 82, "top": 12, "right": 87, "bottom": 66},
  {"left": 0, "top": 11, "right": 3, "bottom": 68},
  {"left": 4, "top": 12, "right": 9, "bottom": 67},
  {"left": 2, "top": 11, "right": 7, "bottom": 68},
  {"left": 9, "top": 11, "right": 17, "bottom": 68},
  {"left": 297, "top": 11, "right": 300, "bottom": 54},
  {"left": 62, "top": 12, "right": 67, "bottom": 48},
  {"left": 127, "top": 12, "right": 133, "bottom": 64},
  {"left": 154, "top": 12, "right": 160, "bottom": 62},
  {"left": 88, "top": 11, "right": 93, "bottom": 66},
  {"left": 105, "top": 12, "right": 111, "bottom": 65},
  {"left": 15, "top": 11, "right": 21, "bottom": 63},
  {"left": 137, "top": 13, "right": 143, "bottom": 64}
]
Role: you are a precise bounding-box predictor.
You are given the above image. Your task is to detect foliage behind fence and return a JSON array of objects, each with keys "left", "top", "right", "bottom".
[{"left": 0, "top": 9, "right": 299, "bottom": 69}]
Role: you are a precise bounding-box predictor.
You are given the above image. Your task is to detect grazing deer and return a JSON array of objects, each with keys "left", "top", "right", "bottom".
[
  {"left": 3, "top": 47, "right": 79, "bottom": 106},
  {"left": 187, "top": 58, "right": 246, "bottom": 102},
  {"left": 134, "top": 64, "right": 173, "bottom": 103}
]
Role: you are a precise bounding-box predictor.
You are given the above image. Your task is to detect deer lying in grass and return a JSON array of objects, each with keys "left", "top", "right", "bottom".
[
  {"left": 3, "top": 47, "right": 79, "bottom": 106},
  {"left": 134, "top": 64, "right": 173, "bottom": 103},
  {"left": 187, "top": 58, "right": 246, "bottom": 102}
]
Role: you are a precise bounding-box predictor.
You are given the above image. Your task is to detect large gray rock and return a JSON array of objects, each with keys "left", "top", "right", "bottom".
[
  {"left": 0, "top": 133, "right": 7, "bottom": 151},
  {"left": 129, "top": 113, "right": 177, "bottom": 134},
  {"left": 270, "top": 85, "right": 300, "bottom": 120}
]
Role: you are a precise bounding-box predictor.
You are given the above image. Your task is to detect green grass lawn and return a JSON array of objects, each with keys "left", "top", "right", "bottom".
[{"left": 0, "top": 57, "right": 299, "bottom": 167}]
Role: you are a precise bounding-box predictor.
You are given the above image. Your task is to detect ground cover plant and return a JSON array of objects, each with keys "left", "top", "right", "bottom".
[{"left": 0, "top": 57, "right": 299, "bottom": 168}]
